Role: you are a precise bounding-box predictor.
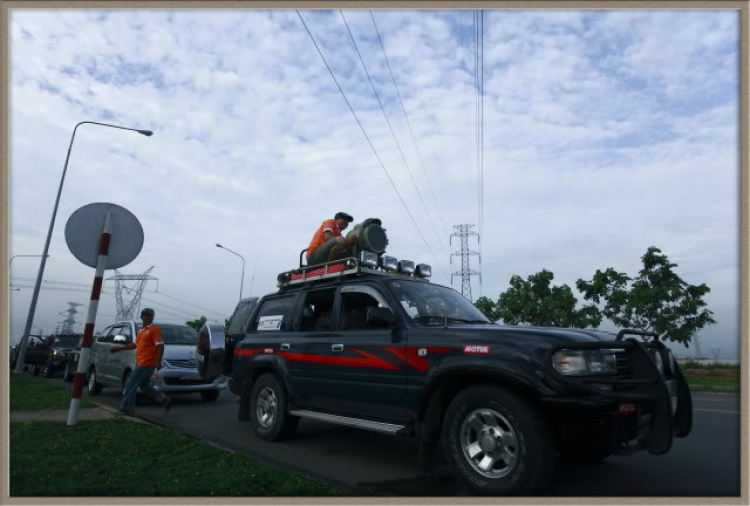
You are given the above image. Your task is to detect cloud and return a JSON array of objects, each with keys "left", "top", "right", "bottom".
[{"left": 8, "top": 9, "right": 740, "bottom": 359}]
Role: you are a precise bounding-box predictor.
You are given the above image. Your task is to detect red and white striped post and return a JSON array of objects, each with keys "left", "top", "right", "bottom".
[{"left": 67, "top": 211, "right": 112, "bottom": 426}]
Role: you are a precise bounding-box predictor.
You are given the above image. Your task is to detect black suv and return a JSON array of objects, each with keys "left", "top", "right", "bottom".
[
  {"left": 197, "top": 255, "right": 692, "bottom": 495},
  {"left": 11, "top": 333, "right": 81, "bottom": 378}
]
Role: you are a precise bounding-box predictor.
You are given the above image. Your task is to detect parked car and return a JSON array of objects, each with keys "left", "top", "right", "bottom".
[
  {"left": 85, "top": 321, "right": 225, "bottom": 401},
  {"left": 11, "top": 334, "right": 50, "bottom": 374},
  {"left": 197, "top": 252, "right": 693, "bottom": 496},
  {"left": 40, "top": 333, "right": 82, "bottom": 378}
]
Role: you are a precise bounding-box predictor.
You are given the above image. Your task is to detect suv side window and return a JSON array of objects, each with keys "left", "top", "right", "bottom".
[
  {"left": 298, "top": 288, "right": 337, "bottom": 332},
  {"left": 339, "top": 285, "right": 392, "bottom": 331},
  {"left": 251, "top": 295, "right": 297, "bottom": 332}
]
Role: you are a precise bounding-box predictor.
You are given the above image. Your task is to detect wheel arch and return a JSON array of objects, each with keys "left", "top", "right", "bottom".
[
  {"left": 418, "top": 369, "right": 546, "bottom": 440},
  {"left": 237, "top": 356, "right": 293, "bottom": 422}
]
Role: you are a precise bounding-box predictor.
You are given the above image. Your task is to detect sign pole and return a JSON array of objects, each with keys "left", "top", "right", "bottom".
[{"left": 67, "top": 211, "right": 112, "bottom": 426}]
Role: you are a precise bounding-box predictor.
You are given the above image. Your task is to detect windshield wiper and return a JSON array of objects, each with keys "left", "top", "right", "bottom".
[{"left": 414, "top": 315, "right": 489, "bottom": 325}]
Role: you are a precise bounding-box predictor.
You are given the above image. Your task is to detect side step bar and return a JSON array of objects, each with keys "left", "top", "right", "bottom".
[{"left": 290, "top": 409, "right": 405, "bottom": 435}]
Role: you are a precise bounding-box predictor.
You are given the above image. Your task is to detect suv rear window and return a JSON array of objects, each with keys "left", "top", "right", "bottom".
[{"left": 228, "top": 300, "right": 257, "bottom": 335}]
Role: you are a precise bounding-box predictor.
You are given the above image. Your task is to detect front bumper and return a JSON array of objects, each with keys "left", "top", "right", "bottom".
[
  {"left": 541, "top": 338, "right": 692, "bottom": 456},
  {"left": 150, "top": 367, "right": 227, "bottom": 394}
]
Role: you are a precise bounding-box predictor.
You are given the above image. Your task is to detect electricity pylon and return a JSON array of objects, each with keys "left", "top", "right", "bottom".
[
  {"left": 450, "top": 224, "right": 482, "bottom": 302},
  {"left": 59, "top": 302, "right": 85, "bottom": 333},
  {"left": 107, "top": 267, "right": 158, "bottom": 321}
]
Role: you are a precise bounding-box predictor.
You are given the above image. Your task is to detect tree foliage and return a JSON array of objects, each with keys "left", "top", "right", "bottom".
[
  {"left": 476, "top": 270, "right": 602, "bottom": 328},
  {"left": 474, "top": 296, "right": 499, "bottom": 322},
  {"left": 185, "top": 316, "right": 207, "bottom": 331},
  {"left": 576, "top": 246, "right": 716, "bottom": 346}
]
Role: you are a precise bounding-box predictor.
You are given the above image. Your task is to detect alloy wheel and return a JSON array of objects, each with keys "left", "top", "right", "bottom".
[
  {"left": 459, "top": 408, "right": 519, "bottom": 479},
  {"left": 256, "top": 386, "right": 277, "bottom": 428}
]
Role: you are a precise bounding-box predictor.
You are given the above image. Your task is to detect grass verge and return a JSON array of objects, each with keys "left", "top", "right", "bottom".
[
  {"left": 678, "top": 361, "right": 740, "bottom": 370},
  {"left": 10, "top": 419, "right": 344, "bottom": 496},
  {"left": 10, "top": 374, "right": 95, "bottom": 411},
  {"left": 687, "top": 375, "right": 740, "bottom": 394}
]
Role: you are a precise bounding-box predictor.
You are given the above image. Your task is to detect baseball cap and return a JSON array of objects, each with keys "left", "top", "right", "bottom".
[{"left": 335, "top": 212, "right": 354, "bottom": 222}]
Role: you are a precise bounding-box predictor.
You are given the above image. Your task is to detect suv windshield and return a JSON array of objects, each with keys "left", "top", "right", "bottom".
[
  {"left": 160, "top": 326, "right": 199, "bottom": 345},
  {"left": 53, "top": 336, "right": 79, "bottom": 347},
  {"left": 389, "top": 280, "right": 491, "bottom": 326}
]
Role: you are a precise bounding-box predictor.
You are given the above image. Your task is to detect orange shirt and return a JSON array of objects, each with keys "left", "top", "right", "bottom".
[
  {"left": 135, "top": 324, "right": 164, "bottom": 367},
  {"left": 307, "top": 219, "right": 341, "bottom": 258}
]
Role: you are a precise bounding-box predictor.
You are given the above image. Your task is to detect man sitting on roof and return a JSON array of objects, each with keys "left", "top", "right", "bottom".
[{"left": 306, "top": 212, "right": 356, "bottom": 266}]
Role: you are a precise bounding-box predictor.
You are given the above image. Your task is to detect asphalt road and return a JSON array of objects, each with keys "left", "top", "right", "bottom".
[{"left": 50, "top": 378, "right": 741, "bottom": 497}]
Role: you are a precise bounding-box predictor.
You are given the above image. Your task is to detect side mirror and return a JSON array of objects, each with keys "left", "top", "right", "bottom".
[
  {"left": 367, "top": 307, "right": 395, "bottom": 328},
  {"left": 113, "top": 335, "right": 127, "bottom": 343}
]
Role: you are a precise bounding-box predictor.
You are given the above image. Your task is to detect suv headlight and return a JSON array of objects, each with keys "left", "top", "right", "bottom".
[{"left": 552, "top": 350, "right": 618, "bottom": 376}]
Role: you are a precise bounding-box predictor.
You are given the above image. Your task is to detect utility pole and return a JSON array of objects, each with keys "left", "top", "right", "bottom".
[
  {"left": 106, "top": 267, "right": 158, "bottom": 321},
  {"left": 450, "top": 224, "right": 481, "bottom": 302}
]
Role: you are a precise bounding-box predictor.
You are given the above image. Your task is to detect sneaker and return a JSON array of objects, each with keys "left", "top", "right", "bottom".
[
  {"left": 163, "top": 396, "right": 173, "bottom": 413},
  {"left": 118, "top": 407, "right": 135, "bottom": 416}
]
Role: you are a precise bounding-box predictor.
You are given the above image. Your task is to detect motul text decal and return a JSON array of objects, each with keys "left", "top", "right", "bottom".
[{"left": 463, "top": 345, "right": 491, "bottom": 354}]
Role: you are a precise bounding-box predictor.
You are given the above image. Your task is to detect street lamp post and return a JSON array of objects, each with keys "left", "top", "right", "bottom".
[
  {"left": 13, "top": 121, "right": 153, "bottom": 374},
  {"left": 216, "top": 243, "right": 246, "bottom": 301}
]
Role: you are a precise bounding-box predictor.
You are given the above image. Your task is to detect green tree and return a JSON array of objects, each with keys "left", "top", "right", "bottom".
[
  {"left": 474, "top": 296, "right": 499, "bottom": 322},
  {"left": 225, "top": 317, "right": 232, "bottom": 329},
  {"left": 186, "top": 316, "right": 207, "bottom": 331},
  {"left": 576, "top": 246, "right": 716, "bottom": 346},
  {"left": 491, "top": 270, "right": 602, "bottom": 328}
]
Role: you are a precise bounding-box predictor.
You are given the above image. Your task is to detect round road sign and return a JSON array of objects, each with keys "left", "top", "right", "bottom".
[{"left": 65, "top": 202, "right": 144, "bottom": 269}]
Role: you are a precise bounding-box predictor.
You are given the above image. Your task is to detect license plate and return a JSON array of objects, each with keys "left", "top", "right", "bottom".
[{"left": 179, "top": 374, "right": 201, "bottom": 380}]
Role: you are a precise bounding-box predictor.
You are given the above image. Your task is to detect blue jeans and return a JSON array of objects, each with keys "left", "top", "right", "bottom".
[{"left": 121, "top": 365, "right": 166, "bottom": 409}]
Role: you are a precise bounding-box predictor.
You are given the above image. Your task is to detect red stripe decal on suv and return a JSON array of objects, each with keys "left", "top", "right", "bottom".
[
  {"left": 387, "top": 347, "right": 454, "bottom": 372},
  {"left": 277, "top": 352, "right": 326, "bottom": 364},
  {"left": 234, "top": 349, "right": 262, "bottom": 357},
  {"left": 328, "top": 349, "right": 399, "bottom": 370}
]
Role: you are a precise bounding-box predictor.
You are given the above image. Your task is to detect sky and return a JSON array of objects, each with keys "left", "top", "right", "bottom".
[{"left": 8, "top": 9, "right": 740, "bottom": 359}]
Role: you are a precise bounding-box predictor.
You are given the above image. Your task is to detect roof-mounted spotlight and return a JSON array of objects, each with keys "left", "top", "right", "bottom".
[
  {"left": 360, "top": 251, "right": 378, "bottom": 268},
  {"left": 416, "top": 264, "right": 432, "bottom": 278},
  {"left": 398, "top": 260, "right": 416, "bottom": 275},
  {"left": 380, "top": 255, "right": 398, "bottom": 272}
]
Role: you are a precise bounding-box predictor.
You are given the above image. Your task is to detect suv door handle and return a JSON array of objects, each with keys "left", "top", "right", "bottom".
[
  {"left": 331, "top": 344, "right": 344, "bottom": 352},
  {"left": 280, "top": 343, "right": 290, "bottom": 351}
]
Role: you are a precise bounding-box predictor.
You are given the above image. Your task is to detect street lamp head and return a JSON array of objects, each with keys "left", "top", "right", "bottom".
[
  {"left": 137, "top": 129, "right": 154, "bottom": 137},
  {"left": 216, "top": 243, "right": 222, "bottom": 248}
]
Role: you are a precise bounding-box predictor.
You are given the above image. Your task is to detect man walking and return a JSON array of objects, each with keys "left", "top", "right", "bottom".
[
  {"left": 307, "top": 212, "right": 356, "bottom": 266},
  {"left": 110, "top": 308, "right": 172, "bottom": 415}
]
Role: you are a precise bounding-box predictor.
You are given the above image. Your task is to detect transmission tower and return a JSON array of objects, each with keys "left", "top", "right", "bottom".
[
  {"left": 107, "top": 267, "right": 158, "bottom": 321},
  {"left": 450, "top": 224, "right": 482, "bottom": 302},
  {"left": 59, "top": 302, "right": 85, "bottom": 334},
  {"left": 693, "top": 333, "right": 703, "bottom": 359}
]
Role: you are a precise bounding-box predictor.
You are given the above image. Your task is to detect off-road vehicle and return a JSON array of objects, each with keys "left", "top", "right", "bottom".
[{"left": 196, "top": 228, "right": 692, "bottom": 495}]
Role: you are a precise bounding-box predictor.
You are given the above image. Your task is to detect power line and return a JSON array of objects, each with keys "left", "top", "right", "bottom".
[
  {"left": 369, "top": 10, "right": 451, "bottom": 239},
  {"left": 295, "top": 10, "right": 450, "bottom": 282},
  {"left": 339, "top": 10, "right": 451, "bottom": 265},
  {"left": 480, "top": 9, "right": 485, "bottom": 261},
  {"left": 141, "top": 297, "right": 198, "bottom": 320},
  {"left": 152, "top": 290, "right": 228, "bottom": 319}
]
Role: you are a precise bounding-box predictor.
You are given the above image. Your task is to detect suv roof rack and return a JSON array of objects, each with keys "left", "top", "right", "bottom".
[
  {"left": 277, "top": 256, "right": 430, "bottom": 289},
  {"left": 277, "top": 257, "right": 360, "bottom": 288}
]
